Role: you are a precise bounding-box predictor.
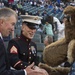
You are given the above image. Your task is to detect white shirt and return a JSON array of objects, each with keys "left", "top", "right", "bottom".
[
  {"left": 0, "top": 32, "right": 3, "bottom": 39},
  {"left": 58, "top": 23, "right": 65, "bottom": 40},
  {"left": 53, "top": 17, "right": 61, "bottom": 30},
  {"left": 24, "top": 70, "right": 27, "bottom": 75}
]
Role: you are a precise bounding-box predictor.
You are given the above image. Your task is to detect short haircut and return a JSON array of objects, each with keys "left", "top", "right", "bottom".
[
  {"left": 0, "top": 7, "right": 18, "bottom": 20},
  {"left": 44, "top": 35, "right": 53, "bottom": 44}
]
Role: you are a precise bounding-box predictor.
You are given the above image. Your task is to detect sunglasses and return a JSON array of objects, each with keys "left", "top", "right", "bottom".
[
  {"left": 23, "top": 22, "right": 38, "bottom": 30},
  {"left": 27, "top": 25, "right": 37, "bottom": 30}
]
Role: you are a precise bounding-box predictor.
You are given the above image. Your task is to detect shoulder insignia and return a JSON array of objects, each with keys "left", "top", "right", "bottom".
[{"left": 10, "top": 46, "right": 18, "bottom": 54}]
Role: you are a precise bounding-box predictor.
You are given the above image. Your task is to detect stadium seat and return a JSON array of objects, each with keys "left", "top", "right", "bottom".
[
  {"left": 32, "top": 34, "right": 41, "bottom": 43},
  {"left": 36, "top": 42, "right": 45, "bottom": 62},
  {"left": 36, "top": 42, "right": 45, "bottom": 52}
]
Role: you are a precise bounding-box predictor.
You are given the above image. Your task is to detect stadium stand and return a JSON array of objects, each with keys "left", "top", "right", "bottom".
[
  {"left": 36, "top": 42, "right": 45, "bottom": 60},
  {"left": 32, "top": 34, "right": 41, "bottom": 43}
]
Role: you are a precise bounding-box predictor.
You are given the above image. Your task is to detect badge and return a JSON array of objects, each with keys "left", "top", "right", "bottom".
[{"left": 30, "top": 46, "right": 36, "bottom": 54}]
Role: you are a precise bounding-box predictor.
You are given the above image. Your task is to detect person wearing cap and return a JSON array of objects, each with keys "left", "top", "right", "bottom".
[
  {"left": 0, "top": 7, "right": 49, "bottom": 75},
  {"left": 7, "top": 15, "right": 42, "bottom": 70}
]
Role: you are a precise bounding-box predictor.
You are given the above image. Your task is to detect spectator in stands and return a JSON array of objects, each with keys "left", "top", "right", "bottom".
[
  {"left": 0, "top": 7, "right": 49, "bottom": 75},
  {"left": 53, "top": 16, "right": 62, "bottom": 27},
  {"left": 42, "top": 15, "right": 62, "bottom": 41},
  {"left": 17, "top": 1, "right": 23, "bottom": 13},
  {"left": 7, "top": 15, "right": 43, "bottom": 70},
  {"left": 48, "top": 16, "right": 62, "bottom": 41},
  {"left": 37, "top": 0, "right": 42, "bottom": 7},
  {"left": 8, "top": 0, "right": 14, "bottom": 7},
  {"left": 42, "top": 10, "right": 48, "bottom": 20},
  {"left": 52, "top": 7, "right": 58, "bottom": 14},
  {"left": 14, "top": 8, "right": 18, "bottom": 14},
  {"left": 37, "top": 25, "right": 43, "bottom": 34},
  {"left": 42, "top": 10, "right": 47, "bottom": 17},
  {"left": 43, "top": 16, "right": 54, "bottom": 37},
  {"left": 58, "top": 6, "right": 64, "bottom": 12},
  {"left": 56, "top": 0, "right": 61, "bottom": 7},
  {"left": 36, "top": 10, "right": 41, "bottom": 16},
  {"left": 41, "top": 35, "right": 53, "bottom": 63},
  {"left": 30, "top": 1, "right": 33, "bottom": 5},
  {"left": 44, "top": 35, "right": 53, "bottom": 46},
  {"left": 8, "top": 0, "right": 14, "bottom": 4},
  {"left": 17, "top": 1, "right": 23, "bottom": 9},
  {"left": 0, "top": 1, "right": 4, "bottom": 8},
  {"left": 32, "top": 0, "right": 37, "bottom": 6},
  {"left": 58, "top": 16, "right": 66, "bottom": 40},
  {"left": 48, "top": 1, "right": 54, "bottom": 9}
]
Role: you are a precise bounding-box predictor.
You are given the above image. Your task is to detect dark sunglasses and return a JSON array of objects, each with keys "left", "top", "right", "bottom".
[
  {"left": 27, "top": 25, "right": 37, "bottom": 30},
  {"left": 22, "top": 21, "right": 38, "bottom": 30}
]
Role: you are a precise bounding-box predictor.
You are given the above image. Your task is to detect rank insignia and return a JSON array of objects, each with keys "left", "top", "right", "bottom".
[{"left": 10, "top": 46, "right": 18, "bottom": 54}]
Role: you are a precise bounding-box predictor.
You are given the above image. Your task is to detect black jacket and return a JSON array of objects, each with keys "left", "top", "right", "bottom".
[
  {"left": 0, "top": 38, "right": 25, "bottom": 75},
  {"left": 7, "top": 34, "right": 38, "bottom": 70}
]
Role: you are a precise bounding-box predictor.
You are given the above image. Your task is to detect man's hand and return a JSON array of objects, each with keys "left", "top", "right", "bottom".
[
  {"left": 25, "top": 62, "right": 49, "bottom": 75},
  {"left": 34, "top": 66, "right": 49, "bottom": 75}
]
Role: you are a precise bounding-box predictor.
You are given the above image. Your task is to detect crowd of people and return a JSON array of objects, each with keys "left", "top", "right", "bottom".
[
  {"left": 1, "top": 0, "right": 73, "bottom": 55},
  {"left": 1, "top": 0, "right": 72, "bottom": 49}
]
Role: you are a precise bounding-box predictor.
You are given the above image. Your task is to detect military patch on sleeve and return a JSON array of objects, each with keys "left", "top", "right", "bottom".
[{"left": 10, "top": 46, "right": 18, "bottom": 54}]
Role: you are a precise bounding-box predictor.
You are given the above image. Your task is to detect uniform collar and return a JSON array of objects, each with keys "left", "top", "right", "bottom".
[{"left": 20, "top": 34, "right": 31, "bottom": 43}]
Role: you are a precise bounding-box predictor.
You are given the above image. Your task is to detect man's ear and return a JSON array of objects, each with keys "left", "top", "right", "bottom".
[{"left": 0, "top": 19, "right": 4, "bottom": 26}]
